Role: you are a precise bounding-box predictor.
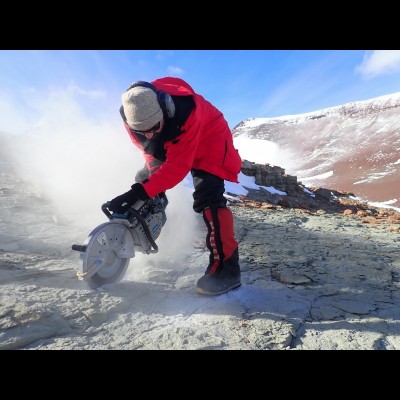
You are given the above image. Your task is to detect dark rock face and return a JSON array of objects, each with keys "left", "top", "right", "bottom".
[
  {"left": 238, "top": 160, "right": 400, "bottom": 230},
  {"left": 241, "top": 160, "right": 300, "bottom": 195}
]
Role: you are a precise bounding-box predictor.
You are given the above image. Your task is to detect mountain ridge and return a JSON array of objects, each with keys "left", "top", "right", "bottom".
[
  {"left": 233, "top": 91, "right": 400, "bottom": 208},
  {"left": 233, "top": 91, "right": 400, "bottom": 128}
]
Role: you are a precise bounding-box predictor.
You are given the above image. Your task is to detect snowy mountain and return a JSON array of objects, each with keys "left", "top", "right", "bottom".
[{"left": 232, "top": 92, "right": 400, "bottom": 208}]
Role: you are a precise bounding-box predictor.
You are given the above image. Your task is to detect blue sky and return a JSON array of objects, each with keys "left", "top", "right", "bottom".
[{"left": 1, "top": 50, "right": 400, "bottom": 134}]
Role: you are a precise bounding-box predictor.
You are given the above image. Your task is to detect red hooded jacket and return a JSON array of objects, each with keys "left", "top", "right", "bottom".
[{"left": 123, "top": 77, "right": 242, "bottom": 199}]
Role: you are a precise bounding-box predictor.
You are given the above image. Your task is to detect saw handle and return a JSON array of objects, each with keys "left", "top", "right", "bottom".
[
  {"left": 101, "top": 198, "right": 160, "bottom": 253},
  {"left": 102, "top": 200, "right": 145, "bottom": 220},
  {"left": 102, "top": 203, "right": 113, "bottom": 219}
]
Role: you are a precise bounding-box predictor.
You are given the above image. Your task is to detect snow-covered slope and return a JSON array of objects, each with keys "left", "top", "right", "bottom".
[{"left": 233, "top": 92, "right": 400, "bottom": 207}]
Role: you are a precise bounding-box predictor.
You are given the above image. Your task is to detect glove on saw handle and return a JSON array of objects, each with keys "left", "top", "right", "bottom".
[{"left": 108, "top": 183, "right": 150, "bottom": 213}]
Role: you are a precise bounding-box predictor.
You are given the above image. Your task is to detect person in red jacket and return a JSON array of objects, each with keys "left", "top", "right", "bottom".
[{"left": 109, "top": 77, "right": 242, "bottom": 296}]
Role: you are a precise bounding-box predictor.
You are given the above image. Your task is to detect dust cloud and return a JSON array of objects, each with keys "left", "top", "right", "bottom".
[
  {"left": 1, "top": 87, "right": 201, "bottom": 275},
  {"left": 233, "top": 136, "right": 298, "bottom": 173}
]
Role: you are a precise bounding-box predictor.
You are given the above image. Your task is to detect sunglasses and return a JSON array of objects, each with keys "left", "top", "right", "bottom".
[{"left": 130, "top": 121, "right": 161, "bottom": 135}]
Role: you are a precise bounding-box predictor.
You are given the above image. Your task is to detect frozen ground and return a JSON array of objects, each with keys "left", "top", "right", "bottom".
[{"left": 1, "top": 161, "right": 400, "bottom": 350}]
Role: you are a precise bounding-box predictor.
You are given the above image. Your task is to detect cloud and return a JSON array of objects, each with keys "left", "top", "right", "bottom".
[
  {"left": 355, "top": 50, "right": 400, "bottom": 79},
  {"left": 0, "top": 81, "right": 109, "bottom": 135},
  {"left": 65, "top": 82, "right": 106, "bottom": 98},
  {"left": 155, "top": 50, "right": 175, "bottom": 61},
  {"left": 0, "top": 90, "right": 37, "bottom": 134},
  {"left": 167, "top": 66, "right": 184, "bottom": 76}
]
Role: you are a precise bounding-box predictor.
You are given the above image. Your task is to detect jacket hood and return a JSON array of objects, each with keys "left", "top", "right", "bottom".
[{"left": 151, "top": 77, "right": 196, "bottom": 96}]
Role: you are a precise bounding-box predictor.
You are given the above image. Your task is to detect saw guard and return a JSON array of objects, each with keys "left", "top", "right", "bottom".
[{"left": 77, "top": 221, "right": 135, "bottom": 287}]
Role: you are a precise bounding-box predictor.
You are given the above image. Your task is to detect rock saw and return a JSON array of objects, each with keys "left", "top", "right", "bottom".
[{"left": 72, "top": 193, "right": 168, "bottom": 289}]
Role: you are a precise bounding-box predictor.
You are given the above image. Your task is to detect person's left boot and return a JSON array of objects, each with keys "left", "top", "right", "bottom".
[
  {"left": 196, "top": 247, "right": 241, "bottom": 295},
  {"left": 196, "top": 207, "right": 241, "bottom": 295}
]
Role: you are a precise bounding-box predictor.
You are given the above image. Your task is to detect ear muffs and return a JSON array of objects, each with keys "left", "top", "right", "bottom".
[{"left": 125, "top": 81, "right": 176, "bottom": 118}]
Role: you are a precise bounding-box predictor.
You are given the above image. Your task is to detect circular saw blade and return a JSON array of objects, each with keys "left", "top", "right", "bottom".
[{"left": 78, "top": 221, "right": 135, "bottom": 289}]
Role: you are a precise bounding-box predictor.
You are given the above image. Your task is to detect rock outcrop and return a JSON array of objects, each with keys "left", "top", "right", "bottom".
[
  {"left": 239, "top": 160, "right": 400, "bottom": 231},
  {"left": 241, "top": 159, "right": 300, "bottom": 194}
]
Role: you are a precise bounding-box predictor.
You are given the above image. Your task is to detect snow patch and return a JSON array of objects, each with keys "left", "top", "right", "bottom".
[{"left": 298, "top": 170, "right": 334, "bottom": 182}]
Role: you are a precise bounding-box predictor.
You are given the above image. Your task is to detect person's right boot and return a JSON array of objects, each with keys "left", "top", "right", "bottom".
[{"left": 196, "top": 207, "right": 241, "bottom": 296}]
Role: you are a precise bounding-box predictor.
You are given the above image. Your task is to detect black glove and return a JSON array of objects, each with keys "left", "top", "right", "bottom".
[{"left": 108, "top": 183, "right": 150, "bottom": 213}]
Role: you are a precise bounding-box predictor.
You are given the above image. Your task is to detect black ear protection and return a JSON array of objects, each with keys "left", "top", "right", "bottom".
[{"left": 125, "top": 81, "right": 176, "bottom": 118}]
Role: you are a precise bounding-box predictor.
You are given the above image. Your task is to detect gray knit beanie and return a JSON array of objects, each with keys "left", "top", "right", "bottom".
[{"left": 121, "top": 86, "right": 163, "bottom": 131}]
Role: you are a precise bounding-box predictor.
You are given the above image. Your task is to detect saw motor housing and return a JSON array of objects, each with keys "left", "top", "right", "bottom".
[
  {"left": 72, "top": 193, "right": 168, "bottom": 288},
  {"left": 129, "top": 194, "right": 168, "bottom": 254}
]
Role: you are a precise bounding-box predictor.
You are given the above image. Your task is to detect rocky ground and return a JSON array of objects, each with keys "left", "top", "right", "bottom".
[{"left": 1, "top": 161, "right": 400, "bottom": 350}]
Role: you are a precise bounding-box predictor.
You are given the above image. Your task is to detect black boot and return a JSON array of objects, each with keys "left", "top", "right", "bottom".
[
  {"left": 196, "top": 248, "right": 241, "bottom": 295},
  {"left": 196, "top": 207, "right": 241, "bottom": 296}
]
